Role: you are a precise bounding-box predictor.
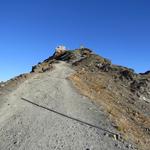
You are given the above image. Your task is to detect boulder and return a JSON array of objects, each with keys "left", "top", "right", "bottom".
[{"left": 54, "top": 45, "right": 66, "bottom": 58}]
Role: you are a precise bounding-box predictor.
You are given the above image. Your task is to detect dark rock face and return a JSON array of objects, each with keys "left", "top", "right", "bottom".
[
  {"left": 131, "top": 79, "right": 148, "bottom": 92},
  {"left": 31, "top": 63, "right": 53, "bottom": 73},
  {"left": 119, "top": 69, "right": 134, "bottom": 81},
  {"left": 130, "top": 79, "right": 150, "bottom": 99}
]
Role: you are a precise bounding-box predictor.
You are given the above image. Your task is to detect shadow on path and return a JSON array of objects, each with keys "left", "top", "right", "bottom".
[{"left": 21, "top": 97, "right": 120, "bottom": 138}]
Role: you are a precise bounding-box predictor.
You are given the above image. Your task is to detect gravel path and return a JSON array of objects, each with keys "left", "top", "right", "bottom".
[{"left": 0, "top": 61, "right": 135, "bottom": 150}]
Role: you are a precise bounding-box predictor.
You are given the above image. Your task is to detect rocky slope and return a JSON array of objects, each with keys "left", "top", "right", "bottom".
[{"left": 0, "top": 48, "right": 150, "bottom": 150}]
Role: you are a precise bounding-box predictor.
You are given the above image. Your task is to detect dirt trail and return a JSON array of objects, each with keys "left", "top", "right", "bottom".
[{"left": 0, "top": 61, "right": 135, "bottom": 150}]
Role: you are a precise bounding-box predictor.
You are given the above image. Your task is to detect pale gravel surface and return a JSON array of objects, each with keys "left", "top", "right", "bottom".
[{"left": 0, "top": 61, "right": 136, "bottom": 150}]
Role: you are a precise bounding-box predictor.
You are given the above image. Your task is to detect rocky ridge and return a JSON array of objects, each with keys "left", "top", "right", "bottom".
[
  {"left": 0, "top": 47, "right": 150, "bottom": 150},
  {"left": 31, "top": 48, "right": 150, "bottom": 105},
  {"left": 34, "top": 48, "right": 150, "bottom": 150}
]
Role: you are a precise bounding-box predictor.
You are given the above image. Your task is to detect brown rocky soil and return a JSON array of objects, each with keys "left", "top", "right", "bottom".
[{"left": 67, "top": 49, "right": 150, "bottom": 150}]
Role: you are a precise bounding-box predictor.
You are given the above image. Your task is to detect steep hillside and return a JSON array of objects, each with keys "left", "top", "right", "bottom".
[
  {"left": 0, "top": 48, "right": 150, "bottom": 150},
  {"left": 67, "top": 49, "right": 150, "bottom": 150}
]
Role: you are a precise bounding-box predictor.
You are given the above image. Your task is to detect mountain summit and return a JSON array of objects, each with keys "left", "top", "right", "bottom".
[{"left": 0, "top": 47, "right": 150, "bottom": 150}]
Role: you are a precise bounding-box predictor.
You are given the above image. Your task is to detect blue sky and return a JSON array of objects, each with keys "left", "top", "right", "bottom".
[{"left": 0, "top": 0, "right": 150, "bottom": 81}]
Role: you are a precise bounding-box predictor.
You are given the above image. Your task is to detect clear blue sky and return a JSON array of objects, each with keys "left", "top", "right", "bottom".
[{"left": 0, "top": 0, "right": 150, "bottom": 81}]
